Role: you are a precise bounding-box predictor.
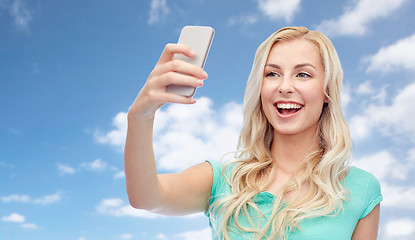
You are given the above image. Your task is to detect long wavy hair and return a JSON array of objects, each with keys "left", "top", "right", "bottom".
[{"left": 209, "top": 27, "right": 352, "bottom": 239}]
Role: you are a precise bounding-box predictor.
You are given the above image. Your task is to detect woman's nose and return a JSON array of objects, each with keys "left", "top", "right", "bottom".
[{"left": 278, "top": 77, "right": 294, "bottom": 94}]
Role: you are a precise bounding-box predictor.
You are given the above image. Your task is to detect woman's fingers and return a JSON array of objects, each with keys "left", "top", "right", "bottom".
[
  {"left": 129, "top": 43, "right": 208, "bottom": 119},
  {"left": 150, "top": 64, "right": 206, "bottom": 88},
  {"left": 165, "top": 59, "right": 208, "bottom": 79},
  {"left": 157, "top": 43, "right": 196, "bottom": 65}
]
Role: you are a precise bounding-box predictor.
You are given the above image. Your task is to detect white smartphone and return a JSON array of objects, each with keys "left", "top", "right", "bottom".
[{"left": 166, "top": 26, "right": 215, "bottom": 97}]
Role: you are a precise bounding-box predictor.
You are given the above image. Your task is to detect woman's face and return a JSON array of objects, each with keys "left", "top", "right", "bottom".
[{"left": 261, "top": 39, "right": 326, "bottom": 138}]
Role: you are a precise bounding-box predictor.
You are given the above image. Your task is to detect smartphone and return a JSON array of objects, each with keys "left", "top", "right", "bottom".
[{"left": 166, "top": 26, "right": 215, "bottom": 97}]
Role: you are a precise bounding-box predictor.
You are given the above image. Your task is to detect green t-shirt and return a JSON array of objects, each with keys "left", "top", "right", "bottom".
[{"left": 205, "top": 160, "right": 382, "bottom": 240}]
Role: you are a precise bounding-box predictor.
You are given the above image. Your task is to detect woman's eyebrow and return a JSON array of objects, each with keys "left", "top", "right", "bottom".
[
  {"left": 295, "top": 63, "right": 317, "bottom": 70},
  {"left": 265, "top": 63, "right": 317, "bottom": 70},
  {"left": 265, "top": 63, "right": 281, "bottom": 69}
]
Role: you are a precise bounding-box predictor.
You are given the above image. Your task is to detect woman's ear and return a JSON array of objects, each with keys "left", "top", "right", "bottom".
[{"left": 323, "top": 97, "right": 329, "bottom": 110}]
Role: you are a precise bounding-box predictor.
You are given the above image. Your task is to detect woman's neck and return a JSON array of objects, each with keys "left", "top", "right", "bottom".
[{"left": 270, "top": 130, "right": 320, "bottom": 174}]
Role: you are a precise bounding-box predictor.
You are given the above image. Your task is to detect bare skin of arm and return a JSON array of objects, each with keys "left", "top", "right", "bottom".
[
  {"left": 351, "top": 204, "right": 380, "bottom": 240},
  {"left": 124, "top": 44, "right": 213, "bottom": 215}
]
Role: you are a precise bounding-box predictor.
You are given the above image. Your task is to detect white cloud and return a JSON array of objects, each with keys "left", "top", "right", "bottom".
[
  {"left": 1, "top": 192, "right": 61, "bottom": 205},
  {"left": 10, "top": 0, "right": 32, "bottom": 29},
  {"left": 148, "top": 0, "right": 169, "bottom": 24},
  {"left": 1, "top": 194, "right": 30, "bottom": 203},
  {"left": 59, "top": 159, "right": 119, "bottom": 176},
  {"left": 365, "top": 33, "right": 415, "bottom": 73},
  {"left": 257, "top": 0, "right": 301, "bottom": 23},
  {"left": 0, "top": 161, "right": 14, "bottom": 168},
  {"left": 384, "top": 218, "right": 415, "bottom": 239},
  {"left": 1, "top": 213, "right": 39, "bottom": 230},
  {"left": 80, "top": 158, "right": 108, "bottom": 172},
  {"left": 352, "top": 150, "right": 415, "bottom": 209},
  {"left": 174, "top": 228, "right": 211, "bottom": 240},
  {"left": 0, "top": 0, "right": 33, "bottom": 30},
  {"left": 341, "top": 83, "right": 351, "bottom": 115},
  {"left": 349, "top": 82, "right": 415, "bottom": 141},
  {"left": 94, "top": 112, "right": 127, "bottom": 152},
  {"left": 317, "top": 0, "right": 407, "bottom": 36},
  {"left": 381, "top": 184, "right": 415, "bottom": 209},
  {"left": 32, "top": 193, "right": 61, "bottom": 205},
  {"left": 96, "top": 97, "right": 243, "bottom": 172},
  {"left": 155, "top": 233, "right": 168, "bottom": 239},
  {"left": 408, "top": 148, "right": 415, "bottom": 160},
  {"left": 1, "top": 213, "right": 25, "bottom": 223},
  {"left": 21, "top": 223, "right": 39, "bottom": 229},
  {"left": 96, "top": 198, "right": 163, "bottom": 219},
  {"left": 154, "top": 98, "right": 242, "bottom": 171},
  {"left": 352, "top": 150, "right": 408, "bottom": 181},
  {"left": 356, "top": 81, "right": 374, "bottom": 95},
  {"left": 120, "top": 233, "right": 133, "bottom": 239},
  {"left": 349, "top": 115, "right": 371, "bottom": 140},
  {"left": 114, "top": 171, "right": 125, "bottom": 180},
  {"left": 57, "top": 164, "right": 76, "bottom": 175},
  {"left": 227, "top": 14, "right": 258, "bottom": 27}
]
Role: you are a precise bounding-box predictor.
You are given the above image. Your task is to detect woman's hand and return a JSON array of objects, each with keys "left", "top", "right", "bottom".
[{"left": 129, "top": 43, "right": 208, "bottom": 120}]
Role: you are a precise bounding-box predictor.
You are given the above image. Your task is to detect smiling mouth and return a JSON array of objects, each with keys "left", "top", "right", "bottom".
[{"left": 274, "top": 103, "right": 303, "bottom": 115}]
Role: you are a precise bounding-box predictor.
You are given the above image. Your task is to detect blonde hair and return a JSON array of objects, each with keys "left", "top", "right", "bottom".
[{"left": 209, "top": 27, "right": 352, "bottom": 239}]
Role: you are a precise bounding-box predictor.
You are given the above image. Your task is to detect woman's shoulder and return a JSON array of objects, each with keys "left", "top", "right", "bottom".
[
  {"left": 345, "top": 166, "right": 381, "bottom": 191},
  {"left": 346, "top": 166, "right": 379, "bottom": 184},
  {"left": 344, "top": 166, "right": 383, "bottom": 218}
]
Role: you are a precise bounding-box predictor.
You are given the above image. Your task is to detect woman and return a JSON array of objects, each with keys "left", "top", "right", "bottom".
[{"left": 124, "top": 27, "right": 382, "bottom": 239}]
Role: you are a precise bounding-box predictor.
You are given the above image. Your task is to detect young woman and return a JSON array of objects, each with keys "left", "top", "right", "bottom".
[{"left": 124, "top": 27, "right": 382, "bottom": 239}]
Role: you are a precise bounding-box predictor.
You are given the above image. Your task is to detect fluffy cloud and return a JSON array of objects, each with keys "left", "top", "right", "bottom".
[
  {"left": 94, "top": 112, "right": 128, "bottom": 152},
  {"left": 352, "top": 150, "right": 408, "bottom": 181},
  {"left": 1, "top": 213, "right": 25, "bottom": 223},
  {"left": 153, "top": 97, "right": 242, "bottom": 171},
  {"left": 80, "top": 158, "right": 108, "bottom": 172},
  {"left": 114, "top": 171, "right": 125, "bottom": 180},
  {"left": 174, "top": 228, "right": 211, "bottom": 240},
  {"left": 349, "top": 82, "right": 415, "bottom": 141},
  {"left": 384, "top": 218, "right": 415, "bottom": 239},
  {"left": 317, "top": 0, "right": 407, "bottom": 36},
  {"left": 57, "top": 164, "right": 76, "bottom": 175},
  {"left": 257, "top": 0, "right": 301, "bottom": 23},
  {"left": 120, "top": 233, "right": 133, "bottom": 239},
  {"left": 96, "top": 198, "right": 163, "bottom": 219},
  {"left": 365, "top": 33, "right": 415, "bottom": 73},
  {"left": 0, "top": 194, "right": 30, "bottom": 203},
  {"left": 341, "top": 83, "right": 352, "bottom": 114},
  {"left": 58, "top": 159, "right": 119, "bottom": 177},
  {"left": 227, "top": 14, "right": 258, "bottom": 27},
  {"left": 352, "top": 150, "right": 415, "bottom": 209},
  {"left": 381, "top": 184, "right": 415, "bottom": 209},
  {"left": 0, "top": 161, "right": 14, "bottom": 168},
  {"left": 1, "top": 213, "right": 39, "bottom": 229},
  {"left": 32, "top": 193, "right": 61, "bottom": 205},
  {"left": 0, "top": 0, "right": 33, "bottom": 30},
  {"left": 96, "top": 97, "right": 243, "bottom": 172},
  {"left": 1, "top": 192, "right": 61, "bottom": 205},
  {"left": 148, "top": 0, "right": 169, "bottom": 24},
  {"left": 356, "top": 81, "right": 375, "bottom": 95},
  {"left": 21, "top": 223, "right": 39, "bottom": 229}
]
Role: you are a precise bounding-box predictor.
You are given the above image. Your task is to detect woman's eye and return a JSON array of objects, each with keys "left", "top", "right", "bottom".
[
  {"left": 265, "top": 72, "right": 279, "bottom": 77},
  {"left": 297, "top": 72, "right": 311, "bottom": 78}
]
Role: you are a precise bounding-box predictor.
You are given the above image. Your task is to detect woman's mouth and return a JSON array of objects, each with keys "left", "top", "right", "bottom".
[{"left": 274, "top": 102, "right": 303, "bottom": 115}]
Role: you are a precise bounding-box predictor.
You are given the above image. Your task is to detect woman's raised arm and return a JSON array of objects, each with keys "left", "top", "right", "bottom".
[{"left": 124, "top": 44, "right": 213, "bottom": 215}]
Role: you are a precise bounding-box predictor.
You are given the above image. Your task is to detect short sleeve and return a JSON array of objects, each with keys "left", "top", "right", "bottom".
[
  {"left": 360, "top": 174, "right": 383, "bottom": 219},
  {"left": 205, "top": 160, "right": 221, "bottom": 206}
]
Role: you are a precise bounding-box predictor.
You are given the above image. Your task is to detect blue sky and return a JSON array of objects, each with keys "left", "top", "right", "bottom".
[{"left": 1, "top": 0, "right": 415, "bottom": 239}]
